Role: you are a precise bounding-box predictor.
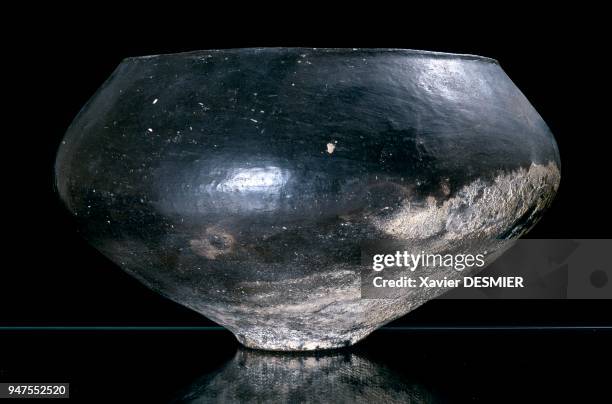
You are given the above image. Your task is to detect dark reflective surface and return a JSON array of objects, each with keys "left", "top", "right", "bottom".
[
  {"left": 172, "top": 348, "right": 437, "bottom": 403},
  {"left": 1, "top": 328, "right": 609, "bottom": 403}
]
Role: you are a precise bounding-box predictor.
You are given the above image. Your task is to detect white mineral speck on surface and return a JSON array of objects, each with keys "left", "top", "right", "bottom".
[
  {"left": 250, "top": 118, "right": 258, "bottom": 123},
  {"left": 326, "top": 143, "right": 336, "bottom": 154},
  {"left": 152, "top": 99, "right": 158, "bottom": 104},
  {"left": 147, "top": 128, "right": 153, "bottom": 133}
]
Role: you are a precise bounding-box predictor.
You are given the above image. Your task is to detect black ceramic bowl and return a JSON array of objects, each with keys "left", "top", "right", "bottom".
[{"left": 55, "top": 48, "right": 560, "bottom": 350}]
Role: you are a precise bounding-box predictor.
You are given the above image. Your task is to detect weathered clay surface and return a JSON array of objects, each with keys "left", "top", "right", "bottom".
[{"left": 55, "top": 48, "right": 560, "bottom": 350}]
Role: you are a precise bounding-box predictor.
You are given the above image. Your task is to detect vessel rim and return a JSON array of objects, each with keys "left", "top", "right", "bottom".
[{"left": 123, "top": 47, "right": 499, "bottom": 64}]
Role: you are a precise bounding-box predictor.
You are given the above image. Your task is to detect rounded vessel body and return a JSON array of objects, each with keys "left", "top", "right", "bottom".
[{"left": 56, "top": 48, "right": 560, "bottom": 350}]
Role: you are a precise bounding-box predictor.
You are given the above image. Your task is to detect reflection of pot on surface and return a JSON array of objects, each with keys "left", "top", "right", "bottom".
[
  {"left": 55, "top": 48, "right": 560, "bottom": 350},
  {"left": 171, "top": 348, "right": 437, "bottom": 403}
]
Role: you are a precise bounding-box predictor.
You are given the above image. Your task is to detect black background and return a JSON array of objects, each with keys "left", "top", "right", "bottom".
[{"left": 2, "top": 12, "right": 610, "bottom": 402}]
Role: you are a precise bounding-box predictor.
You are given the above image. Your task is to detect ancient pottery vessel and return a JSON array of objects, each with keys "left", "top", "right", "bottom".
[{"left": 55, "top": 48, "right": 560, "bottom": 350}]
